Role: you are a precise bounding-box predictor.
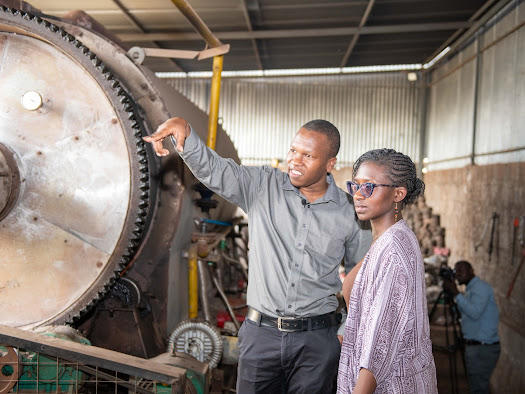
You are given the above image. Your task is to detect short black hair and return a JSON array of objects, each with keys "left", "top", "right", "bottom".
[
  {"left": 455, "top": 260, "right": 473, "bottom": 270},
  {"left": 352, "top": 148, "right": 425, "bottom": 206},
  {"left": 302, "top": 119, "right": 340, "bottom": 158}
]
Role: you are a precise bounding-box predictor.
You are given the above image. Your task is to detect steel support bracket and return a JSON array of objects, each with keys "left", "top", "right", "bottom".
[{"left": 128, "top": 44, "right": 230, "bottom": 65}]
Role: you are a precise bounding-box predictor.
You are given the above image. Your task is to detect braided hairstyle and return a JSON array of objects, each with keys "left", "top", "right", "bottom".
[{"left": 352, "top": 148, "right": 425, "bottom": 206}]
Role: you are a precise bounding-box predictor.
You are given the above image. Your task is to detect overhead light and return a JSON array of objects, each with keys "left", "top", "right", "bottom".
[
  {"left": 422, "top": 167, "right": 428, "bottom": 174},
  {"left": 155, "top": 64, "right": 423, "bottom": 79},
  {"left": 407, "top": 72, "right": 417, "bottom": 81},
  {"left": 423, "top": 47, "right": 450, "bottom": 70},
  {"left": 423, "top": 157, "right": 429, "bottom": 163}
]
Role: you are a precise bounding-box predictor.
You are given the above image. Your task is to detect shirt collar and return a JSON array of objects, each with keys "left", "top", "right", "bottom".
[
  {"left": 282, "top": 173, "right": 341, "bottom": 205},
  {"left": 466, "top": 276, "right": 479, "bottom": 290}
]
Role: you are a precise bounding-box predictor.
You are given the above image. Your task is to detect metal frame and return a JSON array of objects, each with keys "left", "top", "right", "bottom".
[
  {"left": 340, "top": 0, "right": 375, "bottom": 67},
  {"left": 0, "top": 325, "right": 186, "bottom": 387},
  {"left": 117, "top": 22, "right": 472, "bottom": 42},
  {"left": 110, "top": 0, "right": 186, "bottom": 72}
]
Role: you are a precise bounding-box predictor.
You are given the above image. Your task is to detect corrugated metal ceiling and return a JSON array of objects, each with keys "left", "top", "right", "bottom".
[{"left": 14, "top": 0, "right": 505, "bottom": 72}]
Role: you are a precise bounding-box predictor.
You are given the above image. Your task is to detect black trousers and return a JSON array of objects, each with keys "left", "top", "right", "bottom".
[{"left": 236, "top": 318, "right": 341, "bottom": 394}]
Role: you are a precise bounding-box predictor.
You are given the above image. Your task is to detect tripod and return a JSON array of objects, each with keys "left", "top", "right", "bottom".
[{"left": 429, "top": 288, "right": 466, "bottom": 394}]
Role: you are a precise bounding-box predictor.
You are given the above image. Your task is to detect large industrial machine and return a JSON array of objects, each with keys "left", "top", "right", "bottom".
[{"left": 0, "top": 3, "right": 243, "bottom": 385}]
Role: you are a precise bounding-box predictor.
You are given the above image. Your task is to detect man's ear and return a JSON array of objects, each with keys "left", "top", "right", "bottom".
[
  {"left": 394, "top": 186, "right": 407, "bottom": 203},
  {"left": 326, "top": 157, "right": 337, "bottom": 173}
]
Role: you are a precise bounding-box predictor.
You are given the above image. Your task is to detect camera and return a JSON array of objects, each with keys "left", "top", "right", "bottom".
[{"left": 439, "top": 266, "right": 455, "bottom": 281}]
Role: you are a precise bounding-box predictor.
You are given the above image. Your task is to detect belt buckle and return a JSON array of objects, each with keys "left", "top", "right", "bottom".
[{"left": 277, "top": 317, "right": 295, "bottom": 332}]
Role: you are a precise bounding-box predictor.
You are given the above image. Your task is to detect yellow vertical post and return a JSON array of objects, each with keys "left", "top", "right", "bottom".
[
  {"left": 188, "top": 245, "right": 198, "bottom": 319},
  {"left": 206, "top": 55, "right": 223, "bottom": 150},
  {"left": 171, "top": 0, "right": 225, "bottom": 321}
]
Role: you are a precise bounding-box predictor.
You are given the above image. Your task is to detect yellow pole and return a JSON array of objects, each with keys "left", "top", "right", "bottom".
[
  {"left": 188, "top": 245, "right": 198, "bottom": 319},
  {"left": 171, "top": 0, "right": 225, "bottom": 321},
  {"left": 187, "top": 56, "right": 223, "bottom": 319},
  {"left": 207, "top": 55, "right": 223, "bottom": 150}
]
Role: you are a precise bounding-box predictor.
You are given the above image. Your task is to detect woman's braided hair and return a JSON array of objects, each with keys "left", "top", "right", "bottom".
[{"left": 352, "top": 148, "right": 425, "bottom": 206}]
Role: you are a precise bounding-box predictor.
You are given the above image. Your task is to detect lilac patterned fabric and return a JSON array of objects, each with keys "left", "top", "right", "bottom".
[{"left": 337, "top": 220, "right": 438, "bottom": 393}]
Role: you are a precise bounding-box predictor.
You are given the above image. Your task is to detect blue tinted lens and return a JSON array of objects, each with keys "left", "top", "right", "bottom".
[
  {"left": 347, "top": 182, "right": 358, "bottom": 196},
  {"left": 362, "top": 183, "right": 374, "bottom": 197}
]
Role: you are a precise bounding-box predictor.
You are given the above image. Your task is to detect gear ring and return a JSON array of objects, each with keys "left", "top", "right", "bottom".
[{"left": 0, "top": 6, "right": 153, "bottom": 328}]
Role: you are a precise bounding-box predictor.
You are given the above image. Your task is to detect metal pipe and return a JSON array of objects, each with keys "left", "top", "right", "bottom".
[
  {"left": 170, "top": 1, "right": 224, "bottom": 151},
  {"left": 471, "top": 34, "right": 483, "bottom": 166},
  {"left": 210, "top": 267, "right": 241, "bottom": 332},
  {"left": 197, "top": 259, "right": 212, "bottom": 322},
  {"left": 188, "top": 246, "right": 198, "bottom": 319},
  {"left": 207, "top": 55, "right": 223, "bottom": 150},
  {"left": 418, "top": 73, "right": 430, "bottom": 177},
  {"left": 424, "top": 146, "right": 525, "bottom": 165},
  {"left": 170, "top": 0, "right": 222, "bottom": 48},
  {"left": 170, "top": 1, "right": 225, "bottom": 318}
]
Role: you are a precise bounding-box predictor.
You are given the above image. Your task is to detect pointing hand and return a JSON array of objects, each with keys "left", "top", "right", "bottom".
[{"left": 143, "top": 117, "right": 191, "bottom": 156}]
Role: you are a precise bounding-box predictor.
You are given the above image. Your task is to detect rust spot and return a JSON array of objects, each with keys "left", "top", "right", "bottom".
[
  {"left": 33, "top": 217, "right": 37, "bottom": 221},
  {"left": 96, "top": 261, "right": 103, "bottom": 268},
  {"left": 36, "top": 151, "right": 42, "bottom": 155},
  {"left": 64, "top": 239, "right": 68, "bottom": 243},
  {"left": 111, "top": 118, "right": 118, "bottom": 124},
  {"left": 74, "top": 136, "right": 80, "bottom": 141}
]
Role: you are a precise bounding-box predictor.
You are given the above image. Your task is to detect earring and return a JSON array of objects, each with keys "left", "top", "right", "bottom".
[{"left": 394, "top": 202, "right": 400, "bottom": 222}]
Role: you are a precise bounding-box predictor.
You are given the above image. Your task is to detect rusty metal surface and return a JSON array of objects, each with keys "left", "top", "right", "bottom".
[
  {"left": 0, "top": 346, "right": 18, "bottom": 393},
  {"left": 0, "top": 30, "right": 126, "bottom": 327},
  {"left": 0, "top": 8, "right": 153, "bottom": 328}
]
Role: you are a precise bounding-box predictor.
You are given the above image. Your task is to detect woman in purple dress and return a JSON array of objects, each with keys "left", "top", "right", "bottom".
[{"left": 337, "top": 149, "right": 438, "bottom": 393}]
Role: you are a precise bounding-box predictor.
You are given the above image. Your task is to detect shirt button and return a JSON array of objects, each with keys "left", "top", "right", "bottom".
[
  {"left": 303, "top": 224, "right": 307, "bottom": 228},
  {"left": 288, "top": 305, "right": 292, "bottom": 308},
  {"left": 295, "top": 263, "right": 299, "bottom": 267},
  {"left": 298, "top": 242, "right": 302, "bottom": 247},
  {"left": 291, "top": 283, "right": 295, "bottom": 287}
]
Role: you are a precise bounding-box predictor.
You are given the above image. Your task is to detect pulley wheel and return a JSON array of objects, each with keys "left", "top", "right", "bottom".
[{"left": 168, "top": 321, "right": 223, "bottom": 368}]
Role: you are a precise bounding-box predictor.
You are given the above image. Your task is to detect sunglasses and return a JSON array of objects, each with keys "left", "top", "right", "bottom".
[{"left": 346, "top": 181, "right": 398, "bottom": 198}]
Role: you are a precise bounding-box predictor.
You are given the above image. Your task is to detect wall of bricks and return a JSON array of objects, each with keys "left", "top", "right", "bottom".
[{"left": 424, "top": 162, "right": 525, "bottom": 391}]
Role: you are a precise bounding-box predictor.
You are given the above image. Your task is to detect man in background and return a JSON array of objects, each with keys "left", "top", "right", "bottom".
[{"left": 444, "top": 260, "right": 500, "bottom": 394}]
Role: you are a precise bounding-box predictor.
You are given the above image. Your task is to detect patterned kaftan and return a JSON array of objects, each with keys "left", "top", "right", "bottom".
[{"left": 337, "top": 220, "right": 438, "bottom": 393}]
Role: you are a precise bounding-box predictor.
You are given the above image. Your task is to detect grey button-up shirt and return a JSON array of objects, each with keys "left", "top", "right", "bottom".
[{"left": 179, "top": 129, "right": 370, "bottom": 318}]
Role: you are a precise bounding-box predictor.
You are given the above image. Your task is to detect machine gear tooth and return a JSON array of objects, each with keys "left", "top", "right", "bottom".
[{"left": 0, "top": 6, "right": 152, "bottom": 327}]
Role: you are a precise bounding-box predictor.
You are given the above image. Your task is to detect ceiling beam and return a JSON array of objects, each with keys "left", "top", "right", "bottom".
[
  {"left": 117, "top": 22, "right": 470, "bottom": 42},
  {"left": 258, "top": 2, "right": 369, "bottom": 10},
  {"left": 340, "top": 0, "right": 375, "bottom": 67},
  {"left": 241, "top": 0, "right": 263, "bottom": 70},
  {"left": 423, "top": 0, "right": 504, "bottom": 64},
  {"left": 112, "top": 0, "right": 146, "bottom": 31},
  {"left": 110, "top": 0, "right": 185, "bottom": 72}
]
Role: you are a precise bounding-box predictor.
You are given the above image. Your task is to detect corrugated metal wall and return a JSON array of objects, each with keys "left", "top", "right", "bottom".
[
  {"left": 166, "top": 73, "right": 424, "bottom": 167},
  {"left": 426, "top": 0, "right": 525, "bottom": 171}
]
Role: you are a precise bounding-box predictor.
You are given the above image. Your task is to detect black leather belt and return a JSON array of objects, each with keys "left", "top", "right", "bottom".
[
  {"left": 464, "top": 339, "right": 500, "bottom": 346},
  {"left": 246, "top": 308, "right": 341, "bottom": 332}
]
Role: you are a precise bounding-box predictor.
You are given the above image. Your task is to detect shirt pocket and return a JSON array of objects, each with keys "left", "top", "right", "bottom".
[
  {"left": 308, "top": 232, "right": 345, "bottom": 259},
  {"left": 304, "top": 232, "right": 346, "bottom": 279}
]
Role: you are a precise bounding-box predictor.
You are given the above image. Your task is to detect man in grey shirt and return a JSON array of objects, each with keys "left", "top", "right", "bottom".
[{"left": 144, "top": 117, "right": 370, "bottom": 393}]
